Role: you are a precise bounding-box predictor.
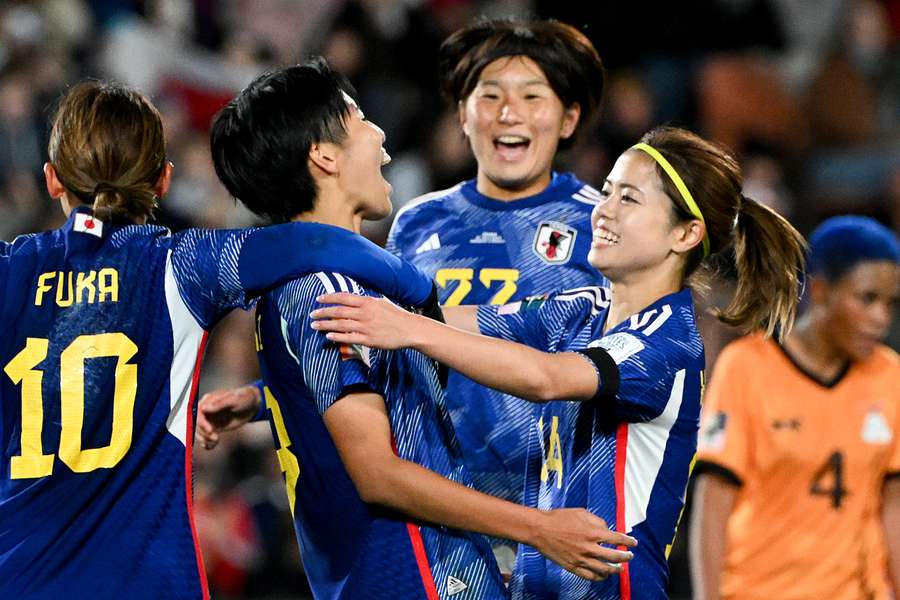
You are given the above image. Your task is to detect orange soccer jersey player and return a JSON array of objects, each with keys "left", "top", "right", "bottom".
[{"left": 690, "top": 215, "right": 900, "bottom": 600}]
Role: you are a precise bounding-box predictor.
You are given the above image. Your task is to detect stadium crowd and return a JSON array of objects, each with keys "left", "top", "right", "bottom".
[{"left": 1, "top": 0, "right": 899, "bottom": 598}]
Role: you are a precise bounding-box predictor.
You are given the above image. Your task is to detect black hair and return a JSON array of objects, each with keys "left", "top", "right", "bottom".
[
  {"left": 210, "top": 57, "right": 355, "bottom": 222},
  {"left": 440, "top": 19, "right": 605, "bottom": 148}
]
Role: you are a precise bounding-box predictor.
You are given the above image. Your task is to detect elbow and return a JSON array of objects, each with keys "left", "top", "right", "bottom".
[
  {"left": 348, "top": 460, "right": 401, "bottom": 507},
  {"left": 528, "top": 370, "right": 566, "bottom": 403}
]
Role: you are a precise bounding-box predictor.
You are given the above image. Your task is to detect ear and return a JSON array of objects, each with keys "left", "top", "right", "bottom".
[
  {"left": 671, "top": 219, "right": 706, "bottom": 255},
  {"left": 308, "top": 142, "right": 340, "bottom": 176},
  {"left": 559, "top": 102, "right": 581, "bottom": 140},
  {"left": 154, "top": 161, "right": 173, "bottom": 198},
  {"left": 44, "top": 162, "right": 66, "bottom": 199},
  {"left": 807, "top": 276, "right": 831, "bottom": 307},
  {"left": 458, "top": 100, "right": 470, "bottom": 138}
]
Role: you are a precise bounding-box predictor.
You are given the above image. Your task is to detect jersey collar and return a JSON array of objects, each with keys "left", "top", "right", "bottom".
[{"left": 459, "top": 172, "right": 582, "bottom": 211}]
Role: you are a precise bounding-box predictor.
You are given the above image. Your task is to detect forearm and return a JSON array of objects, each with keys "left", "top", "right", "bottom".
[
  {"left": 367, "top": 454, "right": 541, "bottom": 545},
  {"left": 239, "top": 223, "right": 433, "bottom": 306},
  {"left": 442, "top": 305, "right": 478, "bottom": 332},
  {"left": 689, "top": 474, "right": 736, "bottom": 600},
  {"left": 408, "top": 313, "right": 598, "bottom": 402},
  {"left": 883, "top": 477, "right": 900, "bottom": 592}
]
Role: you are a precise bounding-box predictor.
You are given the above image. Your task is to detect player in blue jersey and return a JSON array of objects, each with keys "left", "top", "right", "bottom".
[
  {"left": 0, "top": 80, "right": 442, "bottom": 600},
  {"left": 388, "top": 19, "right": 609, "bottom": 516},
  {"left": 204, "top": 58, "right": 636, "bottom": 600},
  {"left": 311, "top": 126, "right": 807, "bottom": 599}
]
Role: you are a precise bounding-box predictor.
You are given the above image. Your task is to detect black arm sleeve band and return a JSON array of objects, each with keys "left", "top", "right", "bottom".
[
  {"left": 575, "top": 347, "right": 620, "bottom": 402},
  {"left": 693, "top": 460, "right": 743, "bottom": 487}
]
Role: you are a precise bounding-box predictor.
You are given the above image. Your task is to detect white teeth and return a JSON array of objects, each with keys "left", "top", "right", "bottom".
[
  {"left": 381, "top": 148, "right": 391, "bottom": 166},
  {"left": 496, "top": 135, "right": 529, "bottom": 144},
  {"left": 593, "top": 229, "right": 620, "bottom": 244}
]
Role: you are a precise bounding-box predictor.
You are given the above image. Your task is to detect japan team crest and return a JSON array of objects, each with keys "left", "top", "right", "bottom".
[{"left": 532, "top": 221, "right": 576, "bottom": 264}]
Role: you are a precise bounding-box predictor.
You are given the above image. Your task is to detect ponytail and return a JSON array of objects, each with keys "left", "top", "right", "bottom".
[{"left": 713, "top": 196, "right": 806, "bottom": 338}]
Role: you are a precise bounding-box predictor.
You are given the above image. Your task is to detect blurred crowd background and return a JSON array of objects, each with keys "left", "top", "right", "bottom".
[{"left": 2, "top": 0, "right": 899, "bottom": 598}]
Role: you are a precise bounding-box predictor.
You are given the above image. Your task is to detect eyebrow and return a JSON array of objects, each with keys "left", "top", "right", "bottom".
[
  {"left": 478, "top": 79, "right": 551, "bottom": 87},
  {"left": 603, "top": 180, "right": 644, "bottom": 194}
]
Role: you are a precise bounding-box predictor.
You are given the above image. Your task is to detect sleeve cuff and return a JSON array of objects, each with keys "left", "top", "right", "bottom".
[
  {"left": 250, "top": 379, "right": 268, "bottom": 422},
  {"left": 574, "top": 347, "right": 620, "bottom": 401},
  {"left": 693, "top": 459, "right": 743, "bottom": 487}
]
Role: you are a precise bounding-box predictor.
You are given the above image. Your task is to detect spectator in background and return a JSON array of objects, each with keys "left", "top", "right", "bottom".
[{"left": 691, "top": 216, "right": 900, "bottom": 600}]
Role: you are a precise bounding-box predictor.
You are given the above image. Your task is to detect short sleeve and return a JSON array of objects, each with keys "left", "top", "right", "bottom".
[
  {"left": 888, "top": 392, "right": 900, "bottom": 477},
  {"left": 694, "top": 342, "right": 755, "bottom": 486},
  {"left": 170, "top": 228, "right": 259, "bottom": 329},
  {"left": 278, "top": 272, "right": 375, "bottom": 416},
  {"left": 477, "top": 287, "right": 606, "bottom": 352},
  {"left": 590, "top": 328, "right": 686, "bottom": 423}
]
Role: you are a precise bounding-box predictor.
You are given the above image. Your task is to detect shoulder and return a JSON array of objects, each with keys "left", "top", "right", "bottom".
[
  {"left": 273, "top": 272, "right": 370, "bottom": 322},
  {"left": 392, "top": 182, "right": 465, "bottom": 226},
  {"left": 551, "top": 285, "right": 610, "bottom": 316},
  {"left": 715, "top": 333, "right": 778, "bottom": 374},
  {"left": 858, "top": 344, "right": 900, "bottom": 377}
]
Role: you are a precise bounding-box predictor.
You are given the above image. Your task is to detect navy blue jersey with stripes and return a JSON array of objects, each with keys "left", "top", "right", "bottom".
[
  {"left": 0, "top": 208, "right": 270, "bottom": 599},
  {"left": 254, "top": 271, "right": 507, "bottom": 600},
  {"left": 388, "top": 173, "right": 606, "bottom": 502},
  {"left": 0, "top": 207, "right": 422, "bottom": 599},
  {"left": 477, "top": 287, "right": 704, "bottom": 599}
]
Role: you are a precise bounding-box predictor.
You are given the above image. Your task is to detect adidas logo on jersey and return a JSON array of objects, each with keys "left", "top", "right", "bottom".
[
  {"left": 470, "top": 231, "right": 505, "bottom": 244},
  {"left": 415, "top": 232, "right": 441, "bottom": 254},
  {"left": 861, "top": 410, "right": 892, "bottom": 444},
  {"left": 447, "top": 575, "right": 468, "bottom": 596}
]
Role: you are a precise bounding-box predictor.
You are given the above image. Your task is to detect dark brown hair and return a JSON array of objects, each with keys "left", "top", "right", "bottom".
[
  {"left": 440, "top": 19, "right": 605, "bottom": 147},
  {"left": 635, "top": 126, "right": 806, "bottom": 338},
  {"left": 48, "top": 80, "right": 166, "bottom": 223}
]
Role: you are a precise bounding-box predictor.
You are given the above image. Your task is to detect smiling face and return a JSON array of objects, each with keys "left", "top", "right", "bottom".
[
  {"left": 335, "top": 97, "right": 393, "bottom": 220},
  {"left": 817, "top": 261, "right": 900, "bottom": 361},
  {"left": 460, "top": 55, "right": 580, "bottom": 200},
  {"left": 588, "top": 150, "right": 704, "bottom": 284}
]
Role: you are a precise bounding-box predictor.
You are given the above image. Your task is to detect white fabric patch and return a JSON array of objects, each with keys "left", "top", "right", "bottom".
[
  {"left": 73, "top": 212, "right": 104, "bottom": 238},
  {"left": 497, "top": 301, "right": 521, "bottom": 315},
  {"left": 699, "top": 411, "right": 728, "bottom": 452},
  {"left": 861, "top": 410, "right": 892, "bottom": 444},
  {"left": 594, "top": 332, "right": 645, "bottom": 365}
]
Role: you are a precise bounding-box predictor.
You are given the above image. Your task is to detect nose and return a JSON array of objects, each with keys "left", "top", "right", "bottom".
[
  {"left": 498, "top": 98, "right": 523, "bottom": 125},
  {"left": 368, "top": 120, "right": 386, "bottom": 143},
  {"left": 592, "top": 194, "right": 617, "bottom": 223},
  {"left": 869, "top": 300, "right": 894, "bottom": 334}
]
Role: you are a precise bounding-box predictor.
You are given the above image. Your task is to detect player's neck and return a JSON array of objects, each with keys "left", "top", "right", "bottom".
[
  {"left": 476, "top": 171, "right": 551, "bottom": 202},
  {"left": 290, "top": 190, "right": 362, "bottom": 234},
  {"left": 603, "top": 263, "right": 682, "bottom": 333},
  {"left": 782, "top": 316, "right": 848, "bottom": 380}
]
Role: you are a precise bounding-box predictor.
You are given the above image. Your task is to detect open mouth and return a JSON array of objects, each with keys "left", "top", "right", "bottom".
[
  {"left": 381, "top": 148, "right": 391, "bottom": 167},
  {"left": 592, "top": 227, "right": 620, "bottom": 246},
  {"left": 493, "top": 135, "right": 530, "bottom": 159}
]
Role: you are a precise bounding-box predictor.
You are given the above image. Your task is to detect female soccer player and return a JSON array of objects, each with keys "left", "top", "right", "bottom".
[
  {"left": 0, "top": 80, "right": 439, "bottom": 600},
  {"left": 690, "top": 216, "right": 900, "bottom": 600},
  {"left": 388, "top": 17, "right": 608, "bottom": 508},
  {"left": 311, "top": 126, "right": 807, "bottom": 599},
  {"left": 207, "top": 58, "right": 635, "bottom": 600}
]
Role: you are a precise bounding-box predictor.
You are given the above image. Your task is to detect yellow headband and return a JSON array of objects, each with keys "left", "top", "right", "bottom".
[{"left": 631, "top": 142, "right": 710, "bottom": 257}]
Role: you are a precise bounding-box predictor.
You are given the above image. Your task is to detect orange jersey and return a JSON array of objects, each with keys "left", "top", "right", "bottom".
[{"left": 696, "top": 333, "right": 900, "bottom": 600}]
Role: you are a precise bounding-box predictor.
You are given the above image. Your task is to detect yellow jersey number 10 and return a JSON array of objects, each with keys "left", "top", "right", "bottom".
[{"left": 5, "top": 333, "right": 138, "bottom": 479}]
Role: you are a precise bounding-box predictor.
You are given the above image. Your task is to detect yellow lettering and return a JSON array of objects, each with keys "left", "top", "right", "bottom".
[
  {"left": 55, "top": 271, "right": 74, "bottom": 307},
  {"left": 75, "top": 271, "right": 97, "bottom": 304},
  {"left": 435, "top": 268, "right": 474, "bottom": 307},
  {"left": 98, "top": 268, "right": 118, "bottom": 302},
  {"left": 35, "top": 272, "right": 56, "bottom": 306},
  {"left": 479, "top": 268, "right": 519, "bottom": 305},
  {"left": 254, "top": 314, "right": 264, "bottom": 351},
  {"left": 539, "top": 416, "right": 564, "bottom": 489},
  {"left": 265, "top": 387, "right": 300, "bottom": 515},
  {"left": 5, "top": 338, "right": 54, "bottom": 478},
  {"left": 59, "top": 333, "right": 137, "bottom": 472}
]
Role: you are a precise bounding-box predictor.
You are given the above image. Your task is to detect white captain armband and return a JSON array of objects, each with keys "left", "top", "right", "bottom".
[{"left": 575, "top": 347, "right": 620, "bottom": 401}]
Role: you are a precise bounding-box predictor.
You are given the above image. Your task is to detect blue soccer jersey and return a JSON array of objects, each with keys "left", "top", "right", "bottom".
[
  {"left": 0, "top": 207, "right": 431, "bottom": 600},
  {"left": 388, "top": 172, "right": 606, "bottom": 501},
  {"left": 477, "top": 287, "right": 704, "bottom": 600},
  {"left": 254, "top": 271, "right": 507, "bottom": 600}
]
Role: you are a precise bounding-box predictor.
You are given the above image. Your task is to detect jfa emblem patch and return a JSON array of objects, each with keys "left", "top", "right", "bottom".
[{"left": 533, "top": 221, "right": 576, "bottom": 264}]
